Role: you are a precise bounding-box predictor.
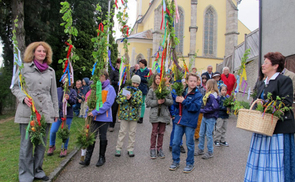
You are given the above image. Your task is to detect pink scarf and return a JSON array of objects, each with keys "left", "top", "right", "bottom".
[{"left": 34, "top": 60, "right": 48, "bottom": 72}]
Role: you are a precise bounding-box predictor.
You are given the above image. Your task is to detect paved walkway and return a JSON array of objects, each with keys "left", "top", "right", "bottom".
[{"left": 55, "top": 109, "right": 252, "bottom": 182}]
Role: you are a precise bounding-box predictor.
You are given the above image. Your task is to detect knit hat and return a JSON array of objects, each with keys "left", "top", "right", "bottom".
[
  {"left": 131, "top": 75, "right": 141, "bottom": 84},
  {"left": 213, "top": 72, "right": 221, "bottom": 78}
]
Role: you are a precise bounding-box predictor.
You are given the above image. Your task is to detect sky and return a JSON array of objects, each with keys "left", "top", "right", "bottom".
[{"left": 0, "top": 0, "right": 259, "bottom": 66}]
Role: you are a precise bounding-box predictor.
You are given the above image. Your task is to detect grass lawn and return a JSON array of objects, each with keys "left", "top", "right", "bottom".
[{"left": 0, "top": 117, "right": 85, "bottom": 182}]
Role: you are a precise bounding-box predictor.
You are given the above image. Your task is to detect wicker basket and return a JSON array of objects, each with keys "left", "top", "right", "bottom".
[{"left": 236, "top": 100, "right": 279, "bottom": 136}]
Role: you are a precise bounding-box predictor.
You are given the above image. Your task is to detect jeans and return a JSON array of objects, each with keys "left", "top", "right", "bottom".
[
  {"left": 169, "top": 119, "right": 183, "bottom": 147},
  {"left": 49, "top": 118, "right": 73, "bottom": 149},
  {"left": 172, "top": 124, "right": 195, "bottom": 165},
  {"left": 73, "top": 103, "right": 81, "bottom": 116},
  {"left": 198, "top": 117, "right": 216, "bottom": 153}
]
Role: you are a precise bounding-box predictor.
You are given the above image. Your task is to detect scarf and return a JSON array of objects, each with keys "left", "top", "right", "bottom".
[
  {"left": 102, "top": 79, "right": 110, "bottom": 89},
  {"left": 140, "top": 67, "right": 147, "bottom": 72},
  {"left": 34, "top": 59, "right": 48, "bottom": 72},
  {"left": 203, "top": 91, "right": 212, "bottom": 106}
]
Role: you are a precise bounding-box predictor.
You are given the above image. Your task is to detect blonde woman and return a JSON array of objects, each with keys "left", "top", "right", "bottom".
[{"left": 11, "top": 42, "right": 59, "bottom": 182}]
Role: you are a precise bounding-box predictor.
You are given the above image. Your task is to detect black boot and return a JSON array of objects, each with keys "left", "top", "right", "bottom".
[
  {"left": 96, "top": 140, "right": 107, "bottom": 167},
  {"left": 137, "top": 117, "right": 143, "bottom": 124},
  {"left": 79, "top": 142, "right": 95, "bottom": 166}
]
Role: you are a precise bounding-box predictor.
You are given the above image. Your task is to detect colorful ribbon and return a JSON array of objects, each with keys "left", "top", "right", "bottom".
[
  {"left": 96, "top": 81, "right": 103, "bottom": 111},
  {"left": 108, "top": 50, "right": 115, "bottom": 71},
  {"left": 10, "top": 47, "right": 22, "bottom": 89},
  {"left": 174, "top": 0, "right": 180, "bottom": 23},
  {"left": 115, "top": 0, "right": 118, "bottom": 8},
  {"left": 241, "top": 80, "right": 248, "bottom": 97},
  {"left": 122, "top": 25, "right": 129, "bottom": 37},
  {"left": 92, "top": 62, "right": 97, "bottom": 76},
  {"left": 98, "top": 23, "right": 104, "bottom": 36}
]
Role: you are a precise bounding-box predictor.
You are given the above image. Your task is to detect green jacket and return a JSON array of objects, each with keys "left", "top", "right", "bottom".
[{"left": 116, "top": 86, "right": 143, "bottom": 121}]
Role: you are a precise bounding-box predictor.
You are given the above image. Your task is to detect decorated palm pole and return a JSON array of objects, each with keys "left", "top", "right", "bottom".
[
  {"left": 57, "top": 1, "right": 79, "bottom": 152},
  {"left": 76, "top": 3, "right": 112, "bottom": 162},
  {"left": 10, "top": 18, "right": 47, "bottom": 148}
]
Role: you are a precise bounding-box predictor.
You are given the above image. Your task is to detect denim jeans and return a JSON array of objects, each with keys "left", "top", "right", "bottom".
[
  {"left": 49, "top": 118, "right": 73, "bottom": 149},
  {"left": 198, "top": 117, "right": 216, "bottom": 153},
  {"left": 169, "top": 119, "right": 183, "bottom": 147},
  {"left": 172, "top": 124, "right": 195, "bottom": 165},
  {"left": 73, "top": 103, "right": 81, "bottom": 116}
]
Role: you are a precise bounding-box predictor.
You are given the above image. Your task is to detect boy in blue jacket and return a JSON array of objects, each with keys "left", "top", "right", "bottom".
[{"left": 169, "top": 73, "right": 203, "bottom": 173}]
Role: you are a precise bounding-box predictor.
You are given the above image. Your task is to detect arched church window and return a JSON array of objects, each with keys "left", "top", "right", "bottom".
[
  {"left": 136, "top": 54, "right": 144, "bottom": 63},
  {"left": 174, "top": 8, "right": 184, "bottom": 55},
  {"left": 203, "top": 6, "right": 217, "bottom": 57}
]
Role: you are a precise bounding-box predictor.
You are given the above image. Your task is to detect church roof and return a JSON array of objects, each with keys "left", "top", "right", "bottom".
[{"left": 117, "top": 29, "right": 153, "bottom": 41}]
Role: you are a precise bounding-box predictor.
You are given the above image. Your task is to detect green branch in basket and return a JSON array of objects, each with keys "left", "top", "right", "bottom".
[
  {"left": 255, "top": 93, "right": 293, "bottom": 120},
  {"left": 232, "top": 100, "right": 250, "bottom": 115}
]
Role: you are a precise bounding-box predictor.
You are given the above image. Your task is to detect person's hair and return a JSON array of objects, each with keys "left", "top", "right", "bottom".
[
  {"left": 222, "top": 67, "right": 230, "bottom": 73},
  {"left": 201, "top": 75, "right": 207, "bottom": 80},
  {"left": 264, "top": 52, "right": 285, "bottom": 72},
  {"left": 206, "top": 79, "right": 219, "bottom": 94},
  {"left": 220, "top": 85, "right": 227, "bottom": 91},
  {"left": 139, "top": 59, "right": 147, "bottom": 67},
  {"left": 207, "top": 65, "right": 213, "bottom": 69},
  {"left": 116, "top": 58, "right": 121, "bottom": 64},
  {"left": 101, "top": 70, "right": 109, "bottom": 80},
  {"left": 151, "top": 73, "right": 160, "bottom": 90},
  {"left": 23, "top": 41, "right": 53, "bottom": 65},
  {"left": 76, "top": 80, "right": 82, "bottom": 83},
  {"left": 185, "top": 73, "right": 198, "bottom": 81}
]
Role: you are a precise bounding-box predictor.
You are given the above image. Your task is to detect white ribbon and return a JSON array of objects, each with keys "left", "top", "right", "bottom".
[{"left": 10, "top": 47, "right": 22, "bottom": 89}]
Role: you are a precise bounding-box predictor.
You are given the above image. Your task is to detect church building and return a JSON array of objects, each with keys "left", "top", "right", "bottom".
[{"left": 117, "top": 0, "right": 250, "bottom": 74}]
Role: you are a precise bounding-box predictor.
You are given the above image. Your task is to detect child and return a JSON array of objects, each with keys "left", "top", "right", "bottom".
[
  {"left": 47, "top": 79, "right": 77, "bottom": 157},
  {"left": 194, "top": 75, "right": 206, "bottom": 141},
  {"left": 115, "top": 75, "right": 143, "bottom": 157},
  {"left": 146, "top": 74, "right": 173, "bottom": 159},
  {"left": 79, "top": 77, "right": 90, "bottom": 117},
  {"left": 195, "top": 79, "right": 219, "bottom": 159},
  {"left": 212, "top": 72, "right": 225, "bottom": 91},
  {"left": 214, "top": 85, "right": 229, "bottom": 147},
  {"left": 201, "top": 75, "right": 207, "bottom": 90},
  {"left": 169, "top": 73, "right": 203, "bottom": 173}
]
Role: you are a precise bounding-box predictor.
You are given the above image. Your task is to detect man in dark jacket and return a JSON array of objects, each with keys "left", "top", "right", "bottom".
[
  {"left": 135, "top": 59, "right": 149, "bottom": 123},
  {"left": 109, "top": 58, "right": 121, "bottom": 132},
  {"left": 201, "top": 65, "right": 213, "bottom": 80}
]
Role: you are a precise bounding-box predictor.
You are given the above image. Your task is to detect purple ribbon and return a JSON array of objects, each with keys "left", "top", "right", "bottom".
[{"left": 241, "top": 80, "right": 248, "bottom": 96}]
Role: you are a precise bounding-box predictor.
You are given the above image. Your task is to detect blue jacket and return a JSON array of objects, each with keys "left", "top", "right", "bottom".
[
  {"left": 218, "top": 96, "right": 229, "bottom": 119},
  {"left": 90, "top": 82, "right": 116, "bottom": 122},
  {"left": 81, "top": 77, "right": 90, "bottom": 99},
  {"left": 201, "top": 92, "right": 219, "bottom": 119},
  {"left": 57, "top": 87, "right": 77, "bottom": 118},
  {"left": 135, "top": 68, "right": 150, "bottom": 95},
  {"left": 174, "top": 87, "right": 203, "bottom": 129}
]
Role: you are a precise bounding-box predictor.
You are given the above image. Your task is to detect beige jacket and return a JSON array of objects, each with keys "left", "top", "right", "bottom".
[
  {"left": 11, "top": 62, "right": 59, "bottom": 123},
  {"left": 284, "top": 69, "right": 295, "bottom": 98}
]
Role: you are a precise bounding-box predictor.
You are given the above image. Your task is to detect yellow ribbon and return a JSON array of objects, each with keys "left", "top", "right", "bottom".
[
  {"left": 239, "top": 68, "right": 247, "bottom": 86},
  {"left": 202, "top": 91, "right": 212, "bottom": 106},
  {"left": 19, "top": 74, "right": 36, "bottom": 112},
  {"left": 123, "top": 8, "right": 126, "bottom": 21}
]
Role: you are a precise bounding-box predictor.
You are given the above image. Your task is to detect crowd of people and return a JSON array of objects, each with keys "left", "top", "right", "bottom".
[{"left": 11, "top": 41, "right": 295, "bottom": 181}]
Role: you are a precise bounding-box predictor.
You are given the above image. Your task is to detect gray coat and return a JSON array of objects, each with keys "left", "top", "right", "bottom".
[
  {"left": 11, "top": 62, "right": 59, "bottom": 123},
  {"left": 145, "top": 88, "right": 173, "bottom": 124}
]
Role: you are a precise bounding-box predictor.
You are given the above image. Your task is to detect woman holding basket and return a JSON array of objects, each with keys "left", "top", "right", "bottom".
[{"left": 244, "top": 52, "right": 295, "bottom": 182}]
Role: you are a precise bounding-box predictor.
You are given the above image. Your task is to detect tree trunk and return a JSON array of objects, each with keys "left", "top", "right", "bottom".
[{"left": 11, "top": 0, "right": 25, "bottom": 58}]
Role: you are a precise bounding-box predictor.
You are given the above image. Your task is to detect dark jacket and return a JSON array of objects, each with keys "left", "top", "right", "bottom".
[
  {"left": 174, "top": 87, "right": 203, "bottom": 129},
  {"left": 110, "top": 68, "right": 119, "bottom": 94},
  {"left": 169, "top": 89, "right": 178, "bottom": 117},
  {"left": 81, "top": 77, "right": 90, "bottom": 99},
  {"left": 201, "top": 92, "right": 219, "bottom": 119},
  {"left": 256, "top": 74, "right": 295, "bottom": 134},
  {"left": 135, "top": 68, "right": 150, "bottom": 95},
  {"left": 201, "top": 72, "right": 213, "bottom": 80},
  {"left": 57, "top": 87, "right": 77, "bottom": 118},
  {"left": 197, "top": 85, "right": 206, "bottom": 96},
  {"left": 218, "top": 96, "right": 229, "bottom": 119}
]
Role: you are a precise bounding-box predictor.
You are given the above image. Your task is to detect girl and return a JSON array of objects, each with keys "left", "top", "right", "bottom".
[
  {"left": 201, "top": 75, "right": 207, "bottom": 90},
  {"left": 212, "top": 72, "right": 225, "bottom": 91},
  {"left": 195, "top": 79, "right": 219, "bottom": 159},
  {"left": 194, "top": 75, "right": 206, "bottom": 141},
  {"left": 214, "top": 85, "right": 229, "bottom": 147},
  {"left": 146, "top": 74, "right": 173, "bottom": 159},
  {"left": 169, "top": 73, "right": 203, "bottom": 173},
  {"left": 79, "top": 77, "right": 90, "bottom": 117},
  {"left": 47, "top": 79, "right": 77, "bottom": 157}
]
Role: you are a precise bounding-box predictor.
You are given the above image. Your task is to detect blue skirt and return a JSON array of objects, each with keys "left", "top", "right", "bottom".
[{"left": 244, "top": 133, "right": 295, "bottom": 182}]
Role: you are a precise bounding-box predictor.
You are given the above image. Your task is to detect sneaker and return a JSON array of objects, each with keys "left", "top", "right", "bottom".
[
  {"left": 220, "top": 141, "right": 229, "bottom": 147},
  {"left": 128, "top": 151, "right": 135, "bottom": 157},
  {"left": 59, "top": 149, "right": 67, "bottom": 158},
  {"left": 157, "top": 149, "right": 165, "bottom": 159},
  {"left": 180, "top": 145, "right": 186, "bottom": 153},
  {"left": 194, "top": 149, "right": 204, "bottom": 156},
  {"left": 150, "top": 149, "right": 157, "bottom": 159},
  {"left": 183, "top": 165, "right": 195, "bottom": 173},
  {"left": 195, "top": 138, "right": 199, "bottom": 142},
  {"left": 214, "top": 141, "right": 221, "bottom": 147},
  {"left": 169, "top": 162, "right": 180, "bottom": 171},
  {"left": 202, "top": 152, "right": 214, "bottom": 159},
  {"left": 169, "top": 146, "right": 172, "bottom": 152},
  {"left": 108, "top": 127, "right": 114, "bottom": 132},
  {"left": 115, "top": 150, "right": 121, "bottom": 157},
  {"left": 47, "top": 146, "right": 56, "bottom": 156}
]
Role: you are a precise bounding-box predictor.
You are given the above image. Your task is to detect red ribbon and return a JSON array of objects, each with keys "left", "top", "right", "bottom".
[
  {"left": 35, "top": 109, "right": 41, "bottom": 126},
  {"left": 122, "top": 25, "right": 129, "bottom": 37},
  {"left": 166, "top": 8, "right": 171, "bottom": 16},
  {"left": 64, "top": 42, "right": 73, "bottom": 73},
  {"left": 115, "top": 0, "right": 118, "bottom": 8},
  {"left": 98, "top": 23, "right": 104, "bottom": 36},
  {"left": 121, "top": 0, "right": 124, "bottom": 4},
  {"left": 61, "top": 118, "right": 66, "bottom": 129},
  {"left": 160, "top": 7, "right": 164, "bottom": 30},
  {"left": 145, "top": 69, "right": 153, "bottom": 78},
  {"left": 160, "top": 48, "right": 166, "bottom": 81}
]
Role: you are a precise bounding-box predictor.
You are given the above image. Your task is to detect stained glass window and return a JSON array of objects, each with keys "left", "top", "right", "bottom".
[
  {"left": 175, "top": 8, "right": 184, "bottom": 55},
  {"left": 204, "top": 7, "right": 216, "bottom": 56}
]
